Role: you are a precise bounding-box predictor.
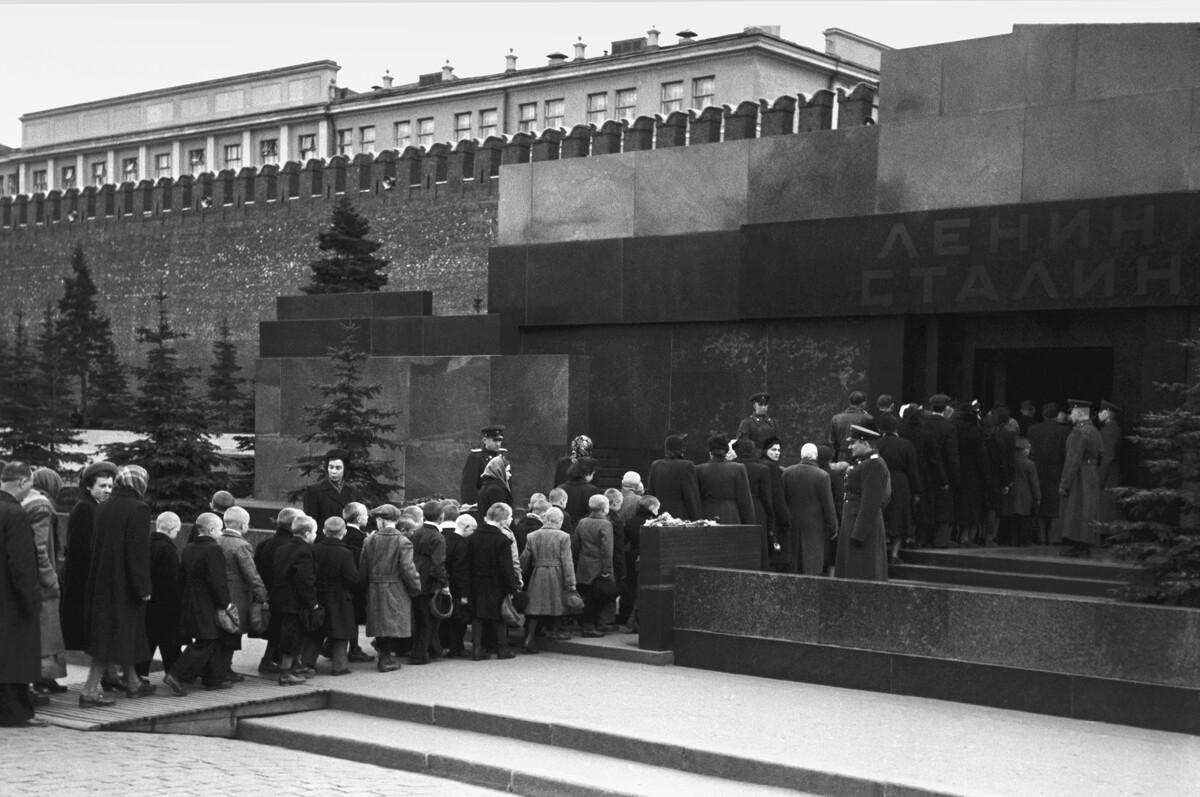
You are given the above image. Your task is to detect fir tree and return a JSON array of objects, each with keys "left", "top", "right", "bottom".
[
  {"left": 56, "top": 243, "right": 110, "bottom": 426},
  {"left": 289, "top": 322, "right": 402, "bottom": 504},
  {"left": 300, "top": 196, "right": 390, "bottom": 294},
  {"left": 206, "top": 316, "right": 249, "bottom": 432},
  {"left": 88, "top": 336, "right": 133, "bottom": 430},
  {"left": 1108, "top": 336, "right": 1200, "bottom": 606},
  {"left": 0, "top": 311, "right": 84, "bottom": 468},
  {"left": 32, "top": 303, "right": 86, "bottom": 467},
  {"left": 105, "top": 290, "right": 227, "bottom": 514}
]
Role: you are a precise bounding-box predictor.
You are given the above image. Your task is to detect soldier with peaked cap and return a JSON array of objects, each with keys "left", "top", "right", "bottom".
[
  {"left": 834, "top": 424, "right": 891, "bottom": 582},
  {"left": 736, "top": 392, "right": 779, "bottom": 451},
  {"left": 1097, "top": 399, "right": 1124, "bottom": 523},
  {"left": 1059, "top": 399, "right": 1103, "bottom": 556},
  {"left": 460, "top": 425, "right": 506, "bottom": 505}
]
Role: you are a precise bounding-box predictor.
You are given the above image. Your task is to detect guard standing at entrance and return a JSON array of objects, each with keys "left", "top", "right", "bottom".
[
  {"left": 460, "top": 426, "right": 506, "bottom": 505},
  {"left": 736, "top": 392, "right": 778, "bottom": 451},
  {"left": 1059, "top": 399, "right": 1102, "bottom": 556}
]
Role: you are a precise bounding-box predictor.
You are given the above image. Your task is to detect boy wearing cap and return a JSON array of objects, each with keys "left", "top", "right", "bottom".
[
  {"left": 360, "top": 505, "right": 422, "bottom": 671},
  {"left": 1059, "top": 400, "right": 1103, "bottom": 556},
  {"left": 460, "top": 426, "right": 506, "bottom": 505},
  {"left": 833, "top": 425, "right": 890, "bottom": 582}
]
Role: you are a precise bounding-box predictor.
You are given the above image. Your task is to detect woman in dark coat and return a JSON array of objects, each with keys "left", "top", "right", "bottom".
[
  {"left": 899, "top": 406, "right": 944, "bottom": 534},
  {"left": 312, "top": 519, "right": 361, "bottom": 675},
  {"left": 876, "top": 413, "right": 922, "bottom": 562},
  {"left": 557, "top": 457, "right": 601, "bottom": 521},
  {"left": 59, "top": 461, "right": 117, "bottom": 653},
  {"left": 476, "top": 456, "right": 513, "bottom": 522},
  {"left": 760, "top": 437, "right": 792, "bottom": 572},
  {"left": 79, "top": 465, "right": 155, "bottom": 705},
  {"left": 467, "top": 504, "right": 518, "bottom": 660},
  {"left": 953, "top": 406, "right": 991, "bottom": 545},
  {"left": 552, "top": 435, "right": 594, "bottom": 490}
]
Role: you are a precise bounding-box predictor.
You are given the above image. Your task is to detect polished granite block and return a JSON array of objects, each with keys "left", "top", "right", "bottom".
[
  {"left": 489, "top": 355, "right": 574, "bottom": 446},
  {"left": 573, "top": 324, "right": 671, "bottom": 449},
  {"left": 940, "top": 34, "right": 1026, "bottom": 116},
  {"left": 876, "top": 109, "right": 1025, "bottom": 214},
  {"left": 674, "top": 568, "right": 819, "bottom": 642},
  {"left": 1021, "top": 92, "right": 1192, "bottom": 203},
  {"left": 360, "top": 357, "right": 411, "bottom": 440},
  {"left": 671, "top": 629, "right": 739, "bottom": 674},
  {"left": 496, "top": 161, "right": 533, "bottom": 246},
  {"left": 421, "top": 315, "right": 515, "bottom": 356},
  {"left": 524, "top": 239, "right": 624, "bottom": 326},
  {"left": 817, "top": 579, "right": 949, "bottom": 657},
  {"left": 1018, "top": 24, "right": 1079, "bottom": 108},
  {"left": 1070, "top": 675, "right": 1200, "bottom": 736},
  {"left": 487, "top": 245, "right": 528, "bottom": 323},
  {"left": 891, "top": 654, "right": 1072, "bottom": 718},
  {"left": 638, "top": 586, "right": 676, "bottom": 651},
  {"left": 1092, "top": 601, "right": 1200, "bottom": 687},
  {"left": 641, "top": 531, "right": 760, "bottom": 587},
  {"left": 253, "top": 435, "right": 327, "bottom": 501},
  {"left": 746, "top": 127, "right": 879, "bottom": 224},
  {"left": 946, "top": 589, "right": 1099, "bottom": 676},
  {"left": 275, "top": 291, "right": 432, "bottom": 321},
  {"left": 621, "top": 232, "right": 742, "bottom": 324},
  {"left": 504, "top": 443, "right": 561, "bottom": 507},
  {"left": 278, "top": 357, "right": 336, "bottom": 436},
  {"left": 877, "top": 43, "right": 944, "bottom": 124},
  {"left": 667, "top": 370, "right": 741, "bottom": 448},
  {"left": 259, "top": 318, "right": 371, "bottom": 358},
  {"left": 1074, "top": 24, "right": 1200, "bottom": 102},
  {"left": 632, "top": 141, "right": 749, "bottom": 237},
  {"left": 403, "top": 439, "right": 473, "bottom": 501},
  {"left": 368, "top": 317, "right": 424, "bottom": 356},
  {"left": 254, "top": 358, "right": 282, "bottom": 436},
  {"left": 408, "top": 356, "right": 491, "bottom": 441},
  {"left": 529, "top": 156, "right": 636, "bottom": 244}
]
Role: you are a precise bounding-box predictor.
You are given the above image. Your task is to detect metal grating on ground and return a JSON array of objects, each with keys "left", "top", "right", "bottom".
[{"left": 35, "top": 677, "right": 330, "bottom": 735}]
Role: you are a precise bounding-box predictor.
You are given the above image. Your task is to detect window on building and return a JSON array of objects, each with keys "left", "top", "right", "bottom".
[
  {"left": 692, "top": 76, "right": 715, "bottom": 109},
  {"left": 122, "top": 158, "right": 138, "bottom": 183},
  {"left": 394, "top": 121, "right": 411, "bottom": 150},
  {"left": 360, "top": 126, "right": 376, "bottom": 154},
  {"left": 518, "top": 102, "right": 537, "bottom": 133},
  {"left": 587, "top": 92, "right": 608, "bottom": 125},
  {"left": 416, "top": 117, "right": 434, "bottom": 148},
  {"left": 155, "top": 154, "right": 172, "bottom": 178},
  {"left": 298, "top": 134, "right": 317, "bottom": 161},
  {"left": 616, "top": 88, "right": 637, "bottom": 120},
  {"left": 660, "top": 81, "right": 683, "bottom": 114},
  {"left": 188, "top": 149, "right": 206, "bottom": 174},
  {"left": 479, "top": 108, "right": 498, "bottom": 139},
  {"left": 224, "top": 144, "right": 242, "bottom": 171},
  {"left": 5, "top": 174, "right": 17, "bottom": 195},
  {"left": 61, "top": 165, "right": 76, "bottom": 189},
  {"left": 32, "top": 170, "right": 47, "bottom": 193},
  {"left": 544, "top": 98, "right": 565, "bottom": 129},
  {"left": 454, "top": 112, "right": 472, "bottom": 142},
  {"left": 260, "top": 139, "right": 279, "bottom": 164},
  {"left": 92, "top": 162, "right": 108, "bottom": 185},
  {"left": 336, "top": 129, "right": 353, "bottom": 156}
]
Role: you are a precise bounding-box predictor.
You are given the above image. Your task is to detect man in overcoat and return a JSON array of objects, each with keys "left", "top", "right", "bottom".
[
  {"left": 312, "top": 517, "right": 361, "bottom": 675},
  {"left": 164, "top": 513, "right": 232, "bottom": 696},
  {"left": 253, "top": 507, "right": 300, "bottom": 674},
  {"left": 1097, "top": 400, "right": 1124, "bottom": 523},
  {"left": 782, "top": 444, "right": 838, "bottom": 576},
  {"left": 136, "top": 511, "right": 183, "bottom": 680},
  {"left": 830, "top": 391, "right": 874, "bottom": 463},
  {"left": 696, "top": 435, "right": 755, "bottom": 525},
  {"left": 922, "top": 394, "right": 960, "bottom": 548},
  {"left": 459, "top": 426, "right": 506, "bottom": 505},
  {"left": 647, "top": 434, "right": 702, "bottom": 521},
  {"left": 0, "top": 462, "right": 45, "bottom": 727},
  {"left": 736, "top": 392, "right": 779, "bottom": 451},
  {"left": 408, "top": 501, "right": 450, "bottom": 664},
  {"left": 733, "top": 438, "right": 774, "bottom": 570},
  {"left": 303, "top": 450, "right": 359, "bottom": 528},
  {"left": 1027, "top": 402, "right": 1070, "bottom": 544},
  {"left": 1059, "top": 399, "right": 1104, "bottom": 556},
  {"left": 340, "top": 502, "right": 373, "bottom": 663},
  {"left": 834, "top": 425, "right": 891, "bottom": 582},
  {"left": 439, "top": 505, "right": 472, "bottom": 657}
]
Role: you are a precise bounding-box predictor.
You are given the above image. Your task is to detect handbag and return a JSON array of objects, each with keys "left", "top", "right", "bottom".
[
  {"left": 215, "top": 604, "right": 240, "bottom": 635},
  {"left": 500, "top": 594, "right": 524, "bottom": 627},
  {"left": 302, "top": 605, "right": 326, "bottom": 634},
  {"left": 561, "top": 586, "right": 584, "bottom": 613},
  {"left": 591, "top": 572, "right": 619, "bottom": 602},
  {"left": 248, "top": 601, "right": 270, "bottom": 636}
]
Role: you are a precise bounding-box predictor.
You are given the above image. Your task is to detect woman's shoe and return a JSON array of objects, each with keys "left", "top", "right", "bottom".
[
  {"left": 99, "top": 675, "right": 125, "bottom": 693},
  {"left": 278, "top": 673, "right": 306, "bottom": 686},
  {"left": 37, "top": 680, "right": 68, "bottom": 694},
  {"left": 162, "top": 673, "right": 188, "bottom": 697},
  {"left": 126, "top": 681, "right": 157, "bottom": 698},
  {"left": 79, "top": 694, "right": 117, "bottom": 708}
]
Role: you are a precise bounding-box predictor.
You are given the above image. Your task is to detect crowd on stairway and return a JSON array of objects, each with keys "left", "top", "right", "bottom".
[{"left": 0, "top": 386, "right": 1122, "bottom": 728}]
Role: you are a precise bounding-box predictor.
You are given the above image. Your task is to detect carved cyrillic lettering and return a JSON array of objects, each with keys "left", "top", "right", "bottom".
[
  {"left": 1013, "top": 260, "right": 1060, "bottom": 300},
  {"left": 1074, "top": 258, "right": 1115, "bottom": 298},
  {"left": 1111, "top": 205, "right": 1154, "bottom": 247},
  {"left": 933, "top": 218, "right": 970, "bottom": 256},
  {"left": 955, "top": 264, "right": 999, "bottom": 302},
  {"left": 1050, "top": 210, "right": 1089, "bottom": 250},
  {"left": 861, "top": 270, "right": 894, "bottom": 306},
  {"left": 1137, "top": 254, "right": 1180, "bottom": 296},
  {"left": 877, "top": 223, "right": 919, "bottom": 259},
  {"left": 989, "top": 214, "right": 1028, "bottom": 254},
  {"left": 909, "top": 267, "right": 946, "bottom": 304}
]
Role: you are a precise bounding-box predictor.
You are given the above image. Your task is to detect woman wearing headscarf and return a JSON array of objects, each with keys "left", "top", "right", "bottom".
[
  {"left": 22, "top": 468, "right": 67, "bottom": 694},
  {"left": 79, "top": 464, "right": 155, "bottom": 706},
  {"left": 759, "top": 437, "right": 792, "bottom": 572},
  {"left": 553, "top": 435, "right": 594, "bottom": 489},
  {"left": 476, "top": 456, "right": 513, "bottom": 522}
]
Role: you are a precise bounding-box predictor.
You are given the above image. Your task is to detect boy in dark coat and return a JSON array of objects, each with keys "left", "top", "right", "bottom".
[
  {"left": 163, "top": 513, "right": 231, "bottom": 696},
  {"left": 468, "top": 504, "right": 519, "bottom": 660},
  {"left": 312, "top": 517, "right": 360, "bottom": 675},
  {"left": 340, "top": 502, "right": 373, "bottom": 663},
  {"left": 409, "top": 501, "right": 450, "bottom": 665},
  {"left": 272, "top": 516, "right": 321, "bottom": 685},
  {"left": 696, "top": 435, "right": 755, "bottom": 525},
  {"left": 439, "top": 507, "right": 473, "bottom": 657},
  {"left": 136, "top": 512, "right": 183, "bottom": 679},
  {"left": 253, "top": 507, "right": 299, "bottom": 674}
]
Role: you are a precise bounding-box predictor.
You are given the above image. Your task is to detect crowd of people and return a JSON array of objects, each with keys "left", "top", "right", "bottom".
[{"left": 0, "top": 389, "right": 1123, "bottom": 728}]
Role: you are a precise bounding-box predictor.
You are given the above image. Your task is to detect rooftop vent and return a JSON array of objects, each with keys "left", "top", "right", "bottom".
[
  {"left": 505, "top": 48, "right": 517, "bottom": 72},
  {"left": 574, "top": 37, "right": 586, "bottom": 60},
  {"left": 744, "top": 25, "right": 781, "bottom": 37},
  {"left": 647, "top": 27, "right": 660, "bottom": 48},
  {"left": 676, "top": 29, "right": 697, "bottom": 44},
  {"left": 547, "top": 51, "right": 568, "bottom": 66}
]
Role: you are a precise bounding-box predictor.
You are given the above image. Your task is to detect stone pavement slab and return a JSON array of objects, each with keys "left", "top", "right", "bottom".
[{"left": 0, "top": 725, "right": 503, "bottom": 796}]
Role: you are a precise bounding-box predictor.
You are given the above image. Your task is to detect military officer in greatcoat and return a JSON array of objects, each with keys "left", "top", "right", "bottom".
[
  {"left": 834, "top": 424, "right": 891, "bottom": 582},
  {"left": 1059, "top": 399, "right": 1103, "bottom": 556},
  {"left": 736, "top": 392, "right": 779, "bottom": 451},
  {"left": 459, "top": 425, "right": 507, "bottom": 505}
]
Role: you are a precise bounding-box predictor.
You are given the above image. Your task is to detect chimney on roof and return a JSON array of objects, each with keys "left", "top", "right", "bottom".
[
  {"left": 505, "top": 48, "right": 518, "bottom": 72},
  {"left": 547, "top": 51, "right": 568, "bottom": 66},
  {"left": 574, "top": 36, "right": 586, "bottom": 60},
  {"left": 382, "top": 70, "right": 393, "bottom": 88},
  {"left": 676, "top": 29, "right": 697, "bottom": 44},
  {"left": 646, "top": 27, "right": 660, "bottom": 48},
  {"left": 442, "top": 60, "right": 455, "bottom": 81}
]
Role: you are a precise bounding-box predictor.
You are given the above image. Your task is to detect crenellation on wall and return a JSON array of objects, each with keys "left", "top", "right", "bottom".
[
  {"left": 560, "top": 125, "right": 592, "bottom": 158},
  {"left": 796, "top": 90, "right": 835, "bottom": 133},
  {"left": 689, "top": 106, "right": 724, "bottom": 144},
  {"left": 530, "top": 128, "right": 563, "bottom": 162},
  {"left": 624, "top": 116, "right": 656, "bottom": 151},
  {"left": 422, "top": 143, "right": 450, "bottom": 187},
  {"left": 760, "top": 95, "right": 797, "bottom": 136},
  {"left": 474, "top": 137, "right": 504, "bottom": 183},
  {"left": 656, "top": 111, "right": 689, "bottom": 148},
  {"left": 837, "top": 83, "right": 879, "bottom": 128},
  {"left": 446, "top": 139, "right": 477, "bottom": 190},
  {"left": 592, "top": 120, "right": 623, "bottom": 154},
  {"left": 724, "top": 100, "right": 760, "bottom": 140}
]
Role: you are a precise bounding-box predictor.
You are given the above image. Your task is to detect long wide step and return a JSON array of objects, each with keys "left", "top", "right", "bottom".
[
  {"left": 899, "top": 548, "right": 1132, "bottom": 580},
  {"left": 238, "top": 709, "right": 819, "bottom": 797},
  {"left": 888, "top": 563, "right": 1121, "bottom": 599}
]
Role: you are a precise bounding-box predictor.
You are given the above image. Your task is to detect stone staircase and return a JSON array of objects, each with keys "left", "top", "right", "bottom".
[{"left": 888, "top": 546, "right": 1133, "bottom": 600}]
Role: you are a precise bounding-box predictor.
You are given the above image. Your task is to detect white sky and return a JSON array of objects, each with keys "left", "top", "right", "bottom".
[{"left": 0, "top": 1, "right": 1194, "bottom": 147}]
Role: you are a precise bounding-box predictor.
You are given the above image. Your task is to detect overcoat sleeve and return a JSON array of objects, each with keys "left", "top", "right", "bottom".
[
  {"left": 296, "top": 547, "right": 318, "bottom": 608},
  {"left": 5, "top": 504, "right": 41, "bottom": 617},
  {"left": 429, "top": 531, "right": 448, "bottom": 589},
  {"left": 734, "top": 466, "right": 755, "bottom": 526},
  {"left": 1059, "top": 429, "right": 1083, "bottom": 494},
  {"left": 237, "top": 544, "right": 268, "bottom": 602},
  {"left": 205, "top": 546, "right": 231, "bottom": 607},
  {"left": 943, "top": 424, "right": 961, "bottom": 487},
  {"left": 339, "top": 546, "right": 360, "bottom": 588},
  {"left": 126, "top": 501, "right": 153, "bottom": 599},
  {"left": 302, "top": 484, "right": 319, "bottom": 521},
  {"left": 904, "top": 443, "right": 923, "bottom": 497},
  {"left": 27, "top": 498, "right": 59, "bottom": 592},
  {"left": 851, "top": 460, "right": 889, "bottom": 543},
  {"left": 559, "top": 534, "right": 577, "bottom": 589},
  {"left": 820, "top": 472, "right": 838, "bottom": 537},
  {"left": 398, "top": 537, "right": 422, "bottom": 594}
]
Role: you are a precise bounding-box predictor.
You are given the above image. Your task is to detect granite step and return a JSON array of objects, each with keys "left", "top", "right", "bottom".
[
  {"left": 888, "top": 563, "right": 1121, "bottom": 599},
  {"left": 238, "top": 709, "right": 822, "bottom": 797},
  {"left": 899, "top": 547, "right": 1133, "bottom": 581}
]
